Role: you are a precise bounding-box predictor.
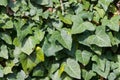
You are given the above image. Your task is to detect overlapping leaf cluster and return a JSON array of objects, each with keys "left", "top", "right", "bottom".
[{"left": 0, "top": 0, "right": 120, "bottom": 80}]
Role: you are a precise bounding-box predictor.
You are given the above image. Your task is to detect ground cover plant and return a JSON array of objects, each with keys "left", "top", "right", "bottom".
[{"left": 0, "top": 0, "right": 120, "bottom": 80}]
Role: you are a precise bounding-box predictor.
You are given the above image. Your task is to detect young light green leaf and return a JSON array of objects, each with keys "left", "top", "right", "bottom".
[
  {"left": 0, "top": 32, "right": 12, "bottom": 45},
  {"left": 0, "top": 0, "right": 8, "bottom": 6},
  {"left": 19, "top": 53, "right": 36, "bottom": 74},
  {"left": 35, "top": 46, "right": 44, "bottom": 63},
  {"left": 21, "top": 37, "right": 36, "bottom": 55},
  {"left": 65, "top": 58, "right": 81, "bottom": 79},
  {"left": 0, "top": 45, "right": 8, "bottom": 59},
  {"left": 3, "top": 61, "right": 15, "bottom": 75},
  {"left": 2, "top": 20, "right": 13, "bottom": 29}
]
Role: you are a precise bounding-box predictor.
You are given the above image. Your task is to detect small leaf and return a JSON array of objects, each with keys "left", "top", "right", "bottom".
[
  {"left": 0, "top": 65, "right": 3, "bottom": 77},
  {"left": 76, "top": 50, "right": 92, "bottom": 66},
  {"left": 42, "top": 39, "right": 63, "bottom": 57},
  {"left": 21, "top": 37, "right": 36, "bottom": 55},
  {"left": 32, "top": 66, "right": 45, "bottom": 77},
  {"left": 0, "top": 32, "right": 12, "bottom": 45},
  {"left": 17, "top": 70, "right": 26, "bottom": 80},
  {"left": 65, "top": 58, "right": 81, "bottom": 79},
  {"left": 82, "top": 69, "right": 96, "bottom": 80},
  {"left": 58, "top": 62, "right": 65, "bottom": 77},
  {"left": 0, "top": 45, "right": 8, "bottom": 59},
  {"left": 92, "top": 60, "right": 110, "bottom": 78},
  {"left": 108, "top": 73, "right": 116, "bottom": 80},
  {"left": 35, "top": 46, "right": 44, "bottom": 62},
  {"left": 60, "top": 29, "right": 72, "bottom": 50},
  {"left": 3, "top": 61, "right": 15, "bottom": 75},
  {"left": 19, "top": 53, "right": 36, "bottom": 74},
  {"left": 2, "top": 20, "right": 13, "bottom": 29}
]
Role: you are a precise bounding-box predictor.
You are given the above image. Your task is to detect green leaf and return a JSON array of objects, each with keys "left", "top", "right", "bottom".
[
  {"left": 86, "top": 26, "right": 111, "bottom": 47},
  {"left": 51, "top": 70, "right": 61, "bottom": 80},
  {"left": 19, "top": 53, "right": 36, "bottom": 74},
  {"left": 0, "top": 65, "right": 3, "bottom": 77},
  {"left": 32, "top": 0, "right": 53, "bottom": 7},
  {"left": 82, "top": 69, "right": 96, "bottom": 80},
  {"left": 108, "top": 73, "right": 116, "bottom": 80},
  {"left": 75, "top": 50, "right": 92, "bottom": 66},
  {"left": 92, "top": 55, "right": 106, "bottom": 71},
  {"left": 0, "top": 0, "right": 8, "bottom": 6},
  {"left": 92, "top": 56, "right": 110, "bottom": 78},
  {"left": 72, "top": 21, "right": 95, "bottom": 34},
  {"left": 65, "top": 58, "right": 81, "bottom": 79},
  {"left": 63, "top": 76, "right": 72, "bottom": 80},
  {"left": 50, "top": 29, "right": 72, "bottom": 50},
  {"left": 90, "top": 45, "right": 102, "bottom": 55},
  {"left": 16, "top": 70, "right": 26, "bottom": 80},
  {"left": 3, "top": 61, "right": 15, "bottom": 75},
  {"left": 49, "top": 63, "right": 59, "bottom": 76},
  {"left": 21, "top": 37, "right": 36, "bottom": 55},
  {"left": 42, "top": 38, "right": 63, "bottom": 56},
  {"left": 59, "top": 15, "right": 72, "bottom": 25},
  {"left": 94, "top": 7, "right": 105, "bottom": 18},
  {"left": 98, "top": 0, "right": 113, "bottom": 11},
  {"left": 60, "top": 29, "right": 72, "bottom": 50},
  {"left": 32, "top": 66, "right": 45, "bottom": 77},
  {"left": 102, "top": 16, "right": 120, "bottom": 32},
  {"left": 2, "top": 20, "right": 13, "bottom": 29},
  {"left": 35, "top": 46, "right": 44, "bottom": 62},
  {"left": 0, "top": 45, "right": 8, "bottom": 59},
  {"left": 0, "top": 32, "right": 12, "bottom": 45}
]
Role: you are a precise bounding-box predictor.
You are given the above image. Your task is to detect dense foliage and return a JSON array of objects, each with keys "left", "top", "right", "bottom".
[{"left": 0, "top": 0, "right": 120, "bottom": 80}]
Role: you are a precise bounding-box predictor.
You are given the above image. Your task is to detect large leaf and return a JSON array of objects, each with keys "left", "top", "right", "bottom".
[
  {"left": 71, "top": 15, "right": 95, "bottom": 34},
  {"left": 76, "top": 50, "right": 92, "bottom": 66},
  {"left": 86, "top": 26, "right": 111, "bottom": 47},
  {"left": 0, "top": 0, "right": 8, "bottom": 6},
  {"left": 64, "top": 58, "right": 81, "bottom": 79},
  {"left": 72, "top": 21, "right": 95, "bottom": 34},
  {"left": 102, "top": 15, "right": 120, "bottom": 32},
  {"left": 98, "top": 0, "right": 113, "bottom": 11}
]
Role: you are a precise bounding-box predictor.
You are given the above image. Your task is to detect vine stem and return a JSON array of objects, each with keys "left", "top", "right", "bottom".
[{"left": 60, "top": 0, "right": 64, "bottom": 15}]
